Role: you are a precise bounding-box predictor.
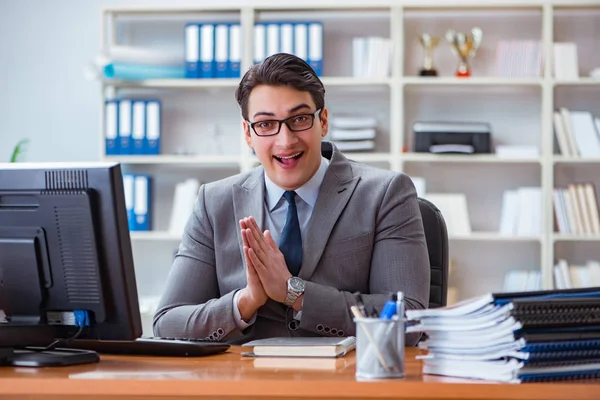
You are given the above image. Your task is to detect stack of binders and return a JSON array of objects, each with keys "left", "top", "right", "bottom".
[
  {"left": 105, "top": 99, "right": 161, "bottom": 155},
  {"left": 406, "top": 287, "right": 600, "bottom": 383},
  {"left": 185, "top": 21, "right": 323, "bottom": 79},
  {"left": 122, "top": 174, "right": 152, "bottom": 232}
]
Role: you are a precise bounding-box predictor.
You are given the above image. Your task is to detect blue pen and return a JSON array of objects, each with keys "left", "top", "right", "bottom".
[{"left": 379, "top": 293, "right": 398, "bottom": 319}]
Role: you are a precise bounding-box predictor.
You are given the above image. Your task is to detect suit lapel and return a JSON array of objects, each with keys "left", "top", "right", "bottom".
[
  {"left": 233, "top": 168, "right": 265, "bottom": 260},
  {"left": 299, "top": 144, "right": 360, "bottom": 280}
]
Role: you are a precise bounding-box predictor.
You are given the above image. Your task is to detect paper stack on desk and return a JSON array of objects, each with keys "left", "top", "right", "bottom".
[{"left": 406, "top": 287, "right": 600, "bottom": 383}]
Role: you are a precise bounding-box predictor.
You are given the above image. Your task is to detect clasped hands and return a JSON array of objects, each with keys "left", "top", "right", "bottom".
[{"left": 237, "top": 217, "right": 301, "bottom": 320}]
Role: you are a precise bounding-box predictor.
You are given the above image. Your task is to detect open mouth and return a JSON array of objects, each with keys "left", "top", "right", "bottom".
[{"left": 273, "top": 152, "right": 303, "bottom": 165}]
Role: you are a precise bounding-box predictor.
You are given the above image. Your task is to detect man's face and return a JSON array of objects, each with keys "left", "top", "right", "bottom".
[{"left": 244, "top": 85, "right": 328, "bottom": 191}]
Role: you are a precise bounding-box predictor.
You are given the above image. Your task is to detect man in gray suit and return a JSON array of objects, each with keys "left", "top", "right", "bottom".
[{"left": 153, "top": 53, "right": 430, "bottom": 346}]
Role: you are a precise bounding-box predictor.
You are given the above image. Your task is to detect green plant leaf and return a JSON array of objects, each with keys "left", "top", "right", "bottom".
[{"left": 10, "top": 139, "right": 29, "bottom": 163}]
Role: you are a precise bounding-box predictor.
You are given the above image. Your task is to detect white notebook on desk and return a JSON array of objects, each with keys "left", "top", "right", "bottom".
[{"left": 242, "top": 336, "right": 356, "bottom": 358}]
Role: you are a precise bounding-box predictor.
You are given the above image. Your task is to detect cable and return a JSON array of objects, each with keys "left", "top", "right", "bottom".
[
  {"left": 39, "top": 310, "right": 90, "bottom": 351},
  {"left": 42, "top": 325, "right": 85, "bottom": 351}
]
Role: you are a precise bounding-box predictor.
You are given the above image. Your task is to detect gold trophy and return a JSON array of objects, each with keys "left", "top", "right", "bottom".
[
  {"left": 445, "top": 27, "right": 483, "bottom": 77},
  {"left": 418, "top": 34, "right": 441, "bottom": 76}
]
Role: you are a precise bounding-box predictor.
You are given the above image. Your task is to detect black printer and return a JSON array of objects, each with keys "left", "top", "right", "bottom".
[{"left": 413, "top": 121, "right": 492, "bottom": 154}]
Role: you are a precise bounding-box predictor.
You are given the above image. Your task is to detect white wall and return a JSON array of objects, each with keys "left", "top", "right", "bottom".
[{"left": 0, "top": 0, "right": 553, "bottom": 162}]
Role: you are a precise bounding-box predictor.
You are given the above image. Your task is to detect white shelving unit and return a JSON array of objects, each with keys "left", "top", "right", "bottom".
[{"left": 100, "top": 0, "right": 600, "bottom": 305}]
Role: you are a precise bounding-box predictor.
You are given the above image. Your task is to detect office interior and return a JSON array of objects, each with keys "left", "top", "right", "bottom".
[{"left": 1, "top": 0, "right": 600, "bottom": 394}]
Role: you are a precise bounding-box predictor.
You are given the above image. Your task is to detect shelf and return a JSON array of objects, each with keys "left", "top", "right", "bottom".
[
  {"left": 321, "top": 77, "right": 392, "bottom": 87},
  {"left": 402, "top": 153, "right": 541, "bottom": 164},
  {"left": 553, "top": 78, "right": 600, "bottom": 87},
  {"left": 402, "top": 77, "right": 543, "bottom": 86},
  {"left": 553, "top": 157, "right": 600, "bottom": 164},
  {"left": 450, "top": 232, "right": 541, "bottom": 242},
  {"left": 339, "top": 152, "right": 391, "bottom": 163},
  {"left": 103, "top": 79, "right": 239, "bottom": 89},
  {"left": 104, "top": 77, "right": 394, "bottom": 89},
  {"left": 103, "top": 155, "right": 241, "bottom": 166},
  {"left": 554, "top": 235, "right": 600, "bottom": 242},
  {"left": 130, "top": 231, "right": 181, "bottom": 241}
]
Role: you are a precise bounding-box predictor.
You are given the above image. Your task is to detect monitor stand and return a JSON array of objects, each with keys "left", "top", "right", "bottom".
[
  {"left": 6, "top": 347, "right": 99, "bottom": 367},
  {"left": 0, "top": 348, "right": 13, "bottom": 365}
]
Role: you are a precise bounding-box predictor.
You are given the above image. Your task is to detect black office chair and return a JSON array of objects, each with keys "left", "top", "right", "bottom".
[{"left": 417, "top": 197, "right": 449, "bottom": 309}]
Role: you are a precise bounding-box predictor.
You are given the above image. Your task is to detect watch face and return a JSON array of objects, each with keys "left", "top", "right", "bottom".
[{"left": 289, "top": 277, "right": 305, "bottom": 291}]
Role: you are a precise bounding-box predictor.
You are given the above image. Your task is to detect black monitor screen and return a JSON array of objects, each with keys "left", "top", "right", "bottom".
[{"left": 0, "top": 162, "right": 141, "bottom": 357}]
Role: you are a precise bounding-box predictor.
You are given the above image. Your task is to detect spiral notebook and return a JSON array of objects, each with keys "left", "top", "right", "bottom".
[
  {"left": 510, "top": 298, "right": 600, "bottom": 329},
  {"left": 406, "top": 287, "right": 600, "bottom": 322}
]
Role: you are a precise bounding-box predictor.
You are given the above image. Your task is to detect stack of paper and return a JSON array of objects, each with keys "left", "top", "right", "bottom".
[
  {"left": 329, "top": 116, "right": 377, "bottom": 152},
  {"left": 406, "top": 288, "right": 600, "bottom": 383}
]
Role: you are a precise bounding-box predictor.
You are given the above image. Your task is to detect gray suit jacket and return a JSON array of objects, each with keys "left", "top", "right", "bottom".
[{"left": 153, "top": 142, "right": 430, "bottom": 345}]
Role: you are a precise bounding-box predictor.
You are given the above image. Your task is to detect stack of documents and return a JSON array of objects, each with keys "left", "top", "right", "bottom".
[
  {"left": 406, "top": 287, "right": 600, "bottom": 383},
  {"left": 329, "top": 116, "right": 377, "bottom": 152}
]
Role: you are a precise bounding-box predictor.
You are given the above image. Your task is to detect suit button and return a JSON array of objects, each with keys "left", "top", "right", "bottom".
[
  {"left": 217, "top": 328, "right": 224, "bottom": 336},
  {"left": 316, "top": 324, "right": 324, "bottom": 332},
  {"left": 330, "top": 328, "right": 338, "bottom": 336},
  {"left": 323, "top": 326, "right": 331, "bottom": 334},
  {"left": 337, "top": 330, "right": 345, "bottom": 337},
  {"left": 288, "top": 320, "right": 299, "bottom": 331}
]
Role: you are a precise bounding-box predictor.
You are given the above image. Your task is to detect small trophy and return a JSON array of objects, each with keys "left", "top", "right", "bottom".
[
  {"left": 446, "top": 27, "right": 483, "bottom": 77},
  {"left": 418, "top": 34, "right": 440, "bottom": 76}
]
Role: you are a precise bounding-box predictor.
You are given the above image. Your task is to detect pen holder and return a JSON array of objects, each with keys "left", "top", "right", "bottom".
[{"left": 353, "top": 317, "right": 404, "bottom": 380}]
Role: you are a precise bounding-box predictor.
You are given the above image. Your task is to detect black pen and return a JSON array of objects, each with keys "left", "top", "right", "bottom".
[{"left": 354, "top": 292, "right": 368, "bottom": 318}]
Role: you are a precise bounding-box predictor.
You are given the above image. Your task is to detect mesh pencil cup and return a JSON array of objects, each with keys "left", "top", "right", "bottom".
[{"left": 354, "top": 317, "right": 404, "bottom": 380}]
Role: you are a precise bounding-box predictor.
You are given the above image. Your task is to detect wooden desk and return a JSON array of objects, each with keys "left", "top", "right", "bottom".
[{"left": 0, "top": 347, "right": 598, "bottom": 400}]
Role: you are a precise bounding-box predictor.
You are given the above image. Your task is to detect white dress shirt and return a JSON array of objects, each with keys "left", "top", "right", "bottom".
[{"left": 233, "top": 157, "right": 330, "bottom": 329}]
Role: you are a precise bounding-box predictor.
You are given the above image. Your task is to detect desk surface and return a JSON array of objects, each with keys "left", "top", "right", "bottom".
[{"left": 1, "top": 346, "right": 599, "bottom": 400}]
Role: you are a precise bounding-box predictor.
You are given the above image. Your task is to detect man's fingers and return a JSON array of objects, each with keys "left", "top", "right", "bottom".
[
  {"left": 245, "top": 216, "right": 271, "bottom": 255},
  {"left": 241, "top": 227, "right": 250, "bottom": 248},
  {"left": 247, "top": 248, "right": 266, "bottom": 273},
  {"left": 243, "top": 245, "right": 252, "bottom": 266},
  {"left": 246, "top": 227, "right": 268, "bottom": 257},
  {"left": 264, "top": 230, "right": 279, "bottom": 250}
]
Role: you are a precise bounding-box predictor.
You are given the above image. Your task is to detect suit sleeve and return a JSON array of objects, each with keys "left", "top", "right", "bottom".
[
  {"left": 298, "top": 174, "right": 430, "bottom": 346},
  {"left": 153, "top": 185, "right": 246, "bottom": 341}
]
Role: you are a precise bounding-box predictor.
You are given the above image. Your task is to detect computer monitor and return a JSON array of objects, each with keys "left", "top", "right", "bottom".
[{"left": 0, "top": 162, "right": 142, "bottom": 366}]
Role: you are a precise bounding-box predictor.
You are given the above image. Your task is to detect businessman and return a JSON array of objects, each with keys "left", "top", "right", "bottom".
[{"left": 153, "top": 53, "right": 430, "bottom": 346}]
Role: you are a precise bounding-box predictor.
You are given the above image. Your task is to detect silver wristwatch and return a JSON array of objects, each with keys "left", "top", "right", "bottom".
[{"left": 283, "top": 276, "right": 305, "bottom": 307}]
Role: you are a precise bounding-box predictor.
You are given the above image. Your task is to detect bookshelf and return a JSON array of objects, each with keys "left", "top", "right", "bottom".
[{"left": 100, "top": 0, "right": 600, "bottom": 311}]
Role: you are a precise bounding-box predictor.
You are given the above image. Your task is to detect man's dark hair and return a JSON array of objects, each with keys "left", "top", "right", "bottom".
[{"left": 235, "top": 53, "right": 325, "bottom": 121}]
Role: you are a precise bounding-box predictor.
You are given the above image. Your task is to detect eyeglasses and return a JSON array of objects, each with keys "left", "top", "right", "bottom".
[{"left": 247, "top": 109, "right": 322, "bottom": 137}]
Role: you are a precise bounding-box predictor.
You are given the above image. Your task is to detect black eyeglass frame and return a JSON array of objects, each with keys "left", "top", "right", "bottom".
[{"left": 246, "top": 109, "right": 323, "bottom": 137}]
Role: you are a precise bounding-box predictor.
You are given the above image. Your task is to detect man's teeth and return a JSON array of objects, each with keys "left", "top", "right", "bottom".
[{"left": 277, "top": 153, "right": 301, "bottom": 160}]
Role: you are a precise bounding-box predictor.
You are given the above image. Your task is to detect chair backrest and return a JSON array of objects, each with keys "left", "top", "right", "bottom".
[{"left": 417, "top": 197, "right": 449, "bottom": 308}]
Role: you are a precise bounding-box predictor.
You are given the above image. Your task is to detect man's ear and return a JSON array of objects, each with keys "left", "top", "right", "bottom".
[
  {"left": 243, "top": 120, "right": 253, "bottom": 148},
  {"left": 319, "top": 108, "right": 329, "bottom": 138}
]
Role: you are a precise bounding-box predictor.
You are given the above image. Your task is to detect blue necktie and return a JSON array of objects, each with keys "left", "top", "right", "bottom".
[{"left": 279, "top": 191, "right": 302, "bottom": 276}]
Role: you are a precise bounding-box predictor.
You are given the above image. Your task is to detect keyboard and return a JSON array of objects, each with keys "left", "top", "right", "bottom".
[{"left": 64, "top": 337, "right": 230, "bottom": 357}]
